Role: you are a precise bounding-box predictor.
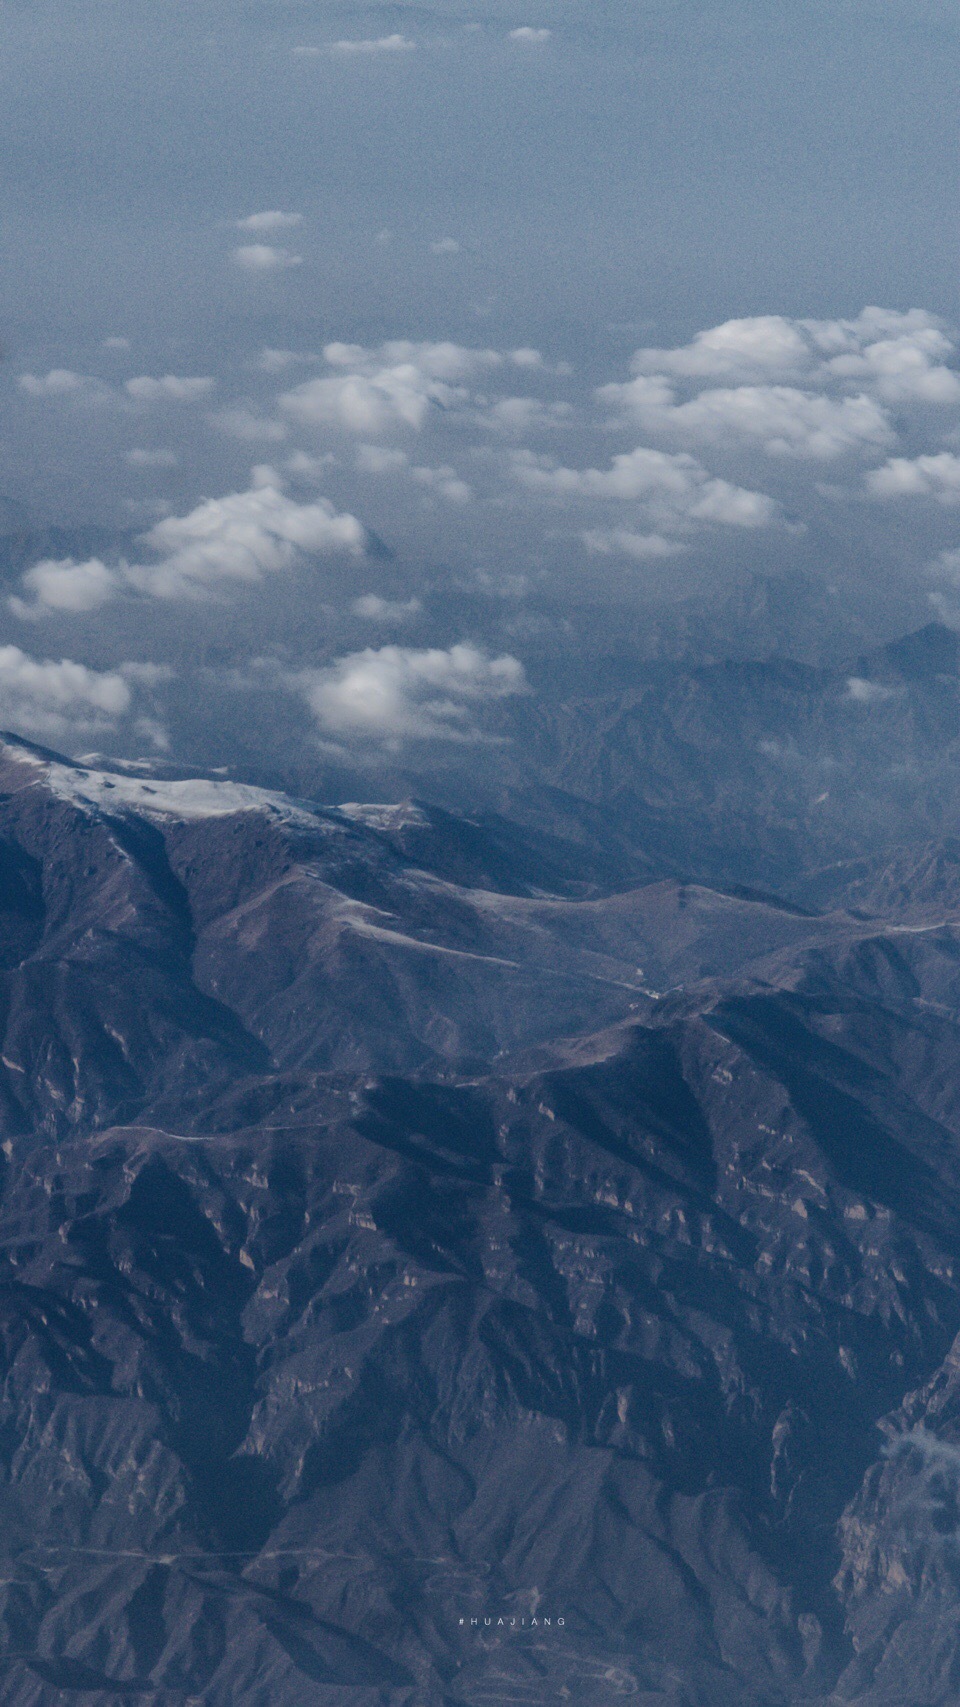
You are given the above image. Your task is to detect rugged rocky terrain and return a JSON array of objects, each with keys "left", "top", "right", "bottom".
[{"left": 2, "top": 688, "right": 960, "bottom": 1704}]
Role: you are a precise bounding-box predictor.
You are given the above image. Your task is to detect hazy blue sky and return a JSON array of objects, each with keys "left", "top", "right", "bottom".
[{"left": 2, "top": 0, "right": 960, "bottom": 761}]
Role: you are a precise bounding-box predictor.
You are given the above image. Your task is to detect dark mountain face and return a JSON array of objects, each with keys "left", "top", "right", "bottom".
[{"left": 3, "top": 703, "right": 960, "bottom": 1705}]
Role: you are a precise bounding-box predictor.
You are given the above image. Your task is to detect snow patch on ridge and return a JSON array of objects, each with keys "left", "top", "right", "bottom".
[
  {"left": 336, "top": 802, "right": 430, "bottom": 831},
  {"left": 0, "top": 738, "right": 323, "bottom": 825}
]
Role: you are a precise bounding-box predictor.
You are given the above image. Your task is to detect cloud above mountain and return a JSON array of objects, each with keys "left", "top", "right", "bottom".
[
  {"left": 290, "top": 643, "right": 527, "bottom": 742},
  {"left": 513, "top": 446, "right": 778, "bottom": 528},
  {"left": 599, "top": 310, "right": 960, "bottom": 458},
  {"left": 279, "top": 340, "right": 509, "bottom": 437},
  {"left": 866, "top": 453, "right": 960, "bottom": 502},
  {"left": 0, "top": 646, "right": 134, "bottom": 740},
  {"left": 13, "top": 301, "right": 960, "bottom": 674},
  {"left": 10, "top": 473, "right": 365, "bottom": 617}
]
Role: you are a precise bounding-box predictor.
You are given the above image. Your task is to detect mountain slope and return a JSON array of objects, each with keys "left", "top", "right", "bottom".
[{"left": 0, "top": 740, "right": 960, "bottom": 1701}]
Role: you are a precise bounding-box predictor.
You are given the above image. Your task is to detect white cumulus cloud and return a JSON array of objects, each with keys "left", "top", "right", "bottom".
[
  {"left": 514, "top": 446, "right": 777, "bottom": 527},
  {"left": 600, "top": 377, "right": 893, "bottom": 459},
  {"left": 508, "top": 27, "right": 552, "bottom": 42},
  {"left": 11, "top": 474, "right": 366, "bottom": 617},
  {"left": 18, "top": 370, "right": 111, "bottom": 403},
  {"left": 0, "top": 646, "right": 133, "bottom": 741},
  {"left": 233, "top": 244, "right": 303, "bottom": 272},
  {"left": 629, "top": 308, "right": 960, "bottom": 400},
  {"left": 604, "top": 309, "right": 960, "bottom": 459},
  {"left": 630, "top": 316, "right": 813, "bottom": 382},
  {"left": 865, "top": 452, "right": 960, "bottom": 502},
  {"left": 234, "top": 210, "right": 303, "bottom": 233},
  {"left": 12, "top": 558, "right": 121, "bottom": 617},
  {"left": 295, "top": 643, "right": 527, "bottom": 741},
  {"left": 280, "top": 340, "right": 502, "bottom": 436}
]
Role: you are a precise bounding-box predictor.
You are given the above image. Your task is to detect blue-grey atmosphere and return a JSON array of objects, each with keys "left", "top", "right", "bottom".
[{"left": 3, "top": 0, "right": 960, "bottom": 769}]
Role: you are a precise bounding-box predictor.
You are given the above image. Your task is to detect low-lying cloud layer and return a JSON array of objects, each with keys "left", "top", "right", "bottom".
[{"left": 12, "top": 302, "right": 960, "bottom": 755}]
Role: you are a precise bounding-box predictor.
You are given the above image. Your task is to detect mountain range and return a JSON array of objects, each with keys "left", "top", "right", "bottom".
[{"left": 3, "top": 623, "right": 960, "bottom": 1703}]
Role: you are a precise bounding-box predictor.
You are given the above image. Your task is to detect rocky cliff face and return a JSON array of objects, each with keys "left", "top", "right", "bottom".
[{"left": 0, "top": 729, "right": 959, "bottom": 1704}]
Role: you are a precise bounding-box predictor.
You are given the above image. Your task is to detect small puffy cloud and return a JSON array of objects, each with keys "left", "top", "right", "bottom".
[
  {"left": 514, "top": 445, "right": 777, "bottom": 527},
  {"left": 846, "top": 677, "right": 897, "bottom": 704},
  {"left": 18, "top": 369, "right": 110, "bottom": 402},
  {"left": 12, "top": 558, "right": 120, "bottom": 618},
  {"left": 865, "top": 453, "right": 960, "bottom": 502},
  {"left": 508, "top": 26, "right": 552, "bottom": 41},
  {"left": 582, "top": 528, "right": 684, "bottom": 560},
  {"left": 430, "top": 237, "right": 461, "bottom": 255},
  {"left": 235, "top": 210, "right": 303, "bottom": 233},
  {"left": 125, "top": 374, "right": 215, "bottom": 403},
  {"left": 103, "top": 336, "right": 131, "bottom": 352},
  {"left": 233, "top": 244, "right": 303, "bottom": 272},
  {"left": 412, "top": 464, "right": 473, "bottom": 503},
  {"left": 0, "top": 645, "right": 132, "bottom": 740},
  {"left": 295, "top": 642, "right": 527, "bottom": 741},
  {"left": 126, "top": 448, "right": 178, "bottom": 468},
  {"left": 352, "top": 594, "right": 422, "bottom": 620},
  {"left": 330, "top": 34, "right": 415, "bottom": 54},
  {"left": 11, "top": 475, "right": 366, "bottom": 617}
]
